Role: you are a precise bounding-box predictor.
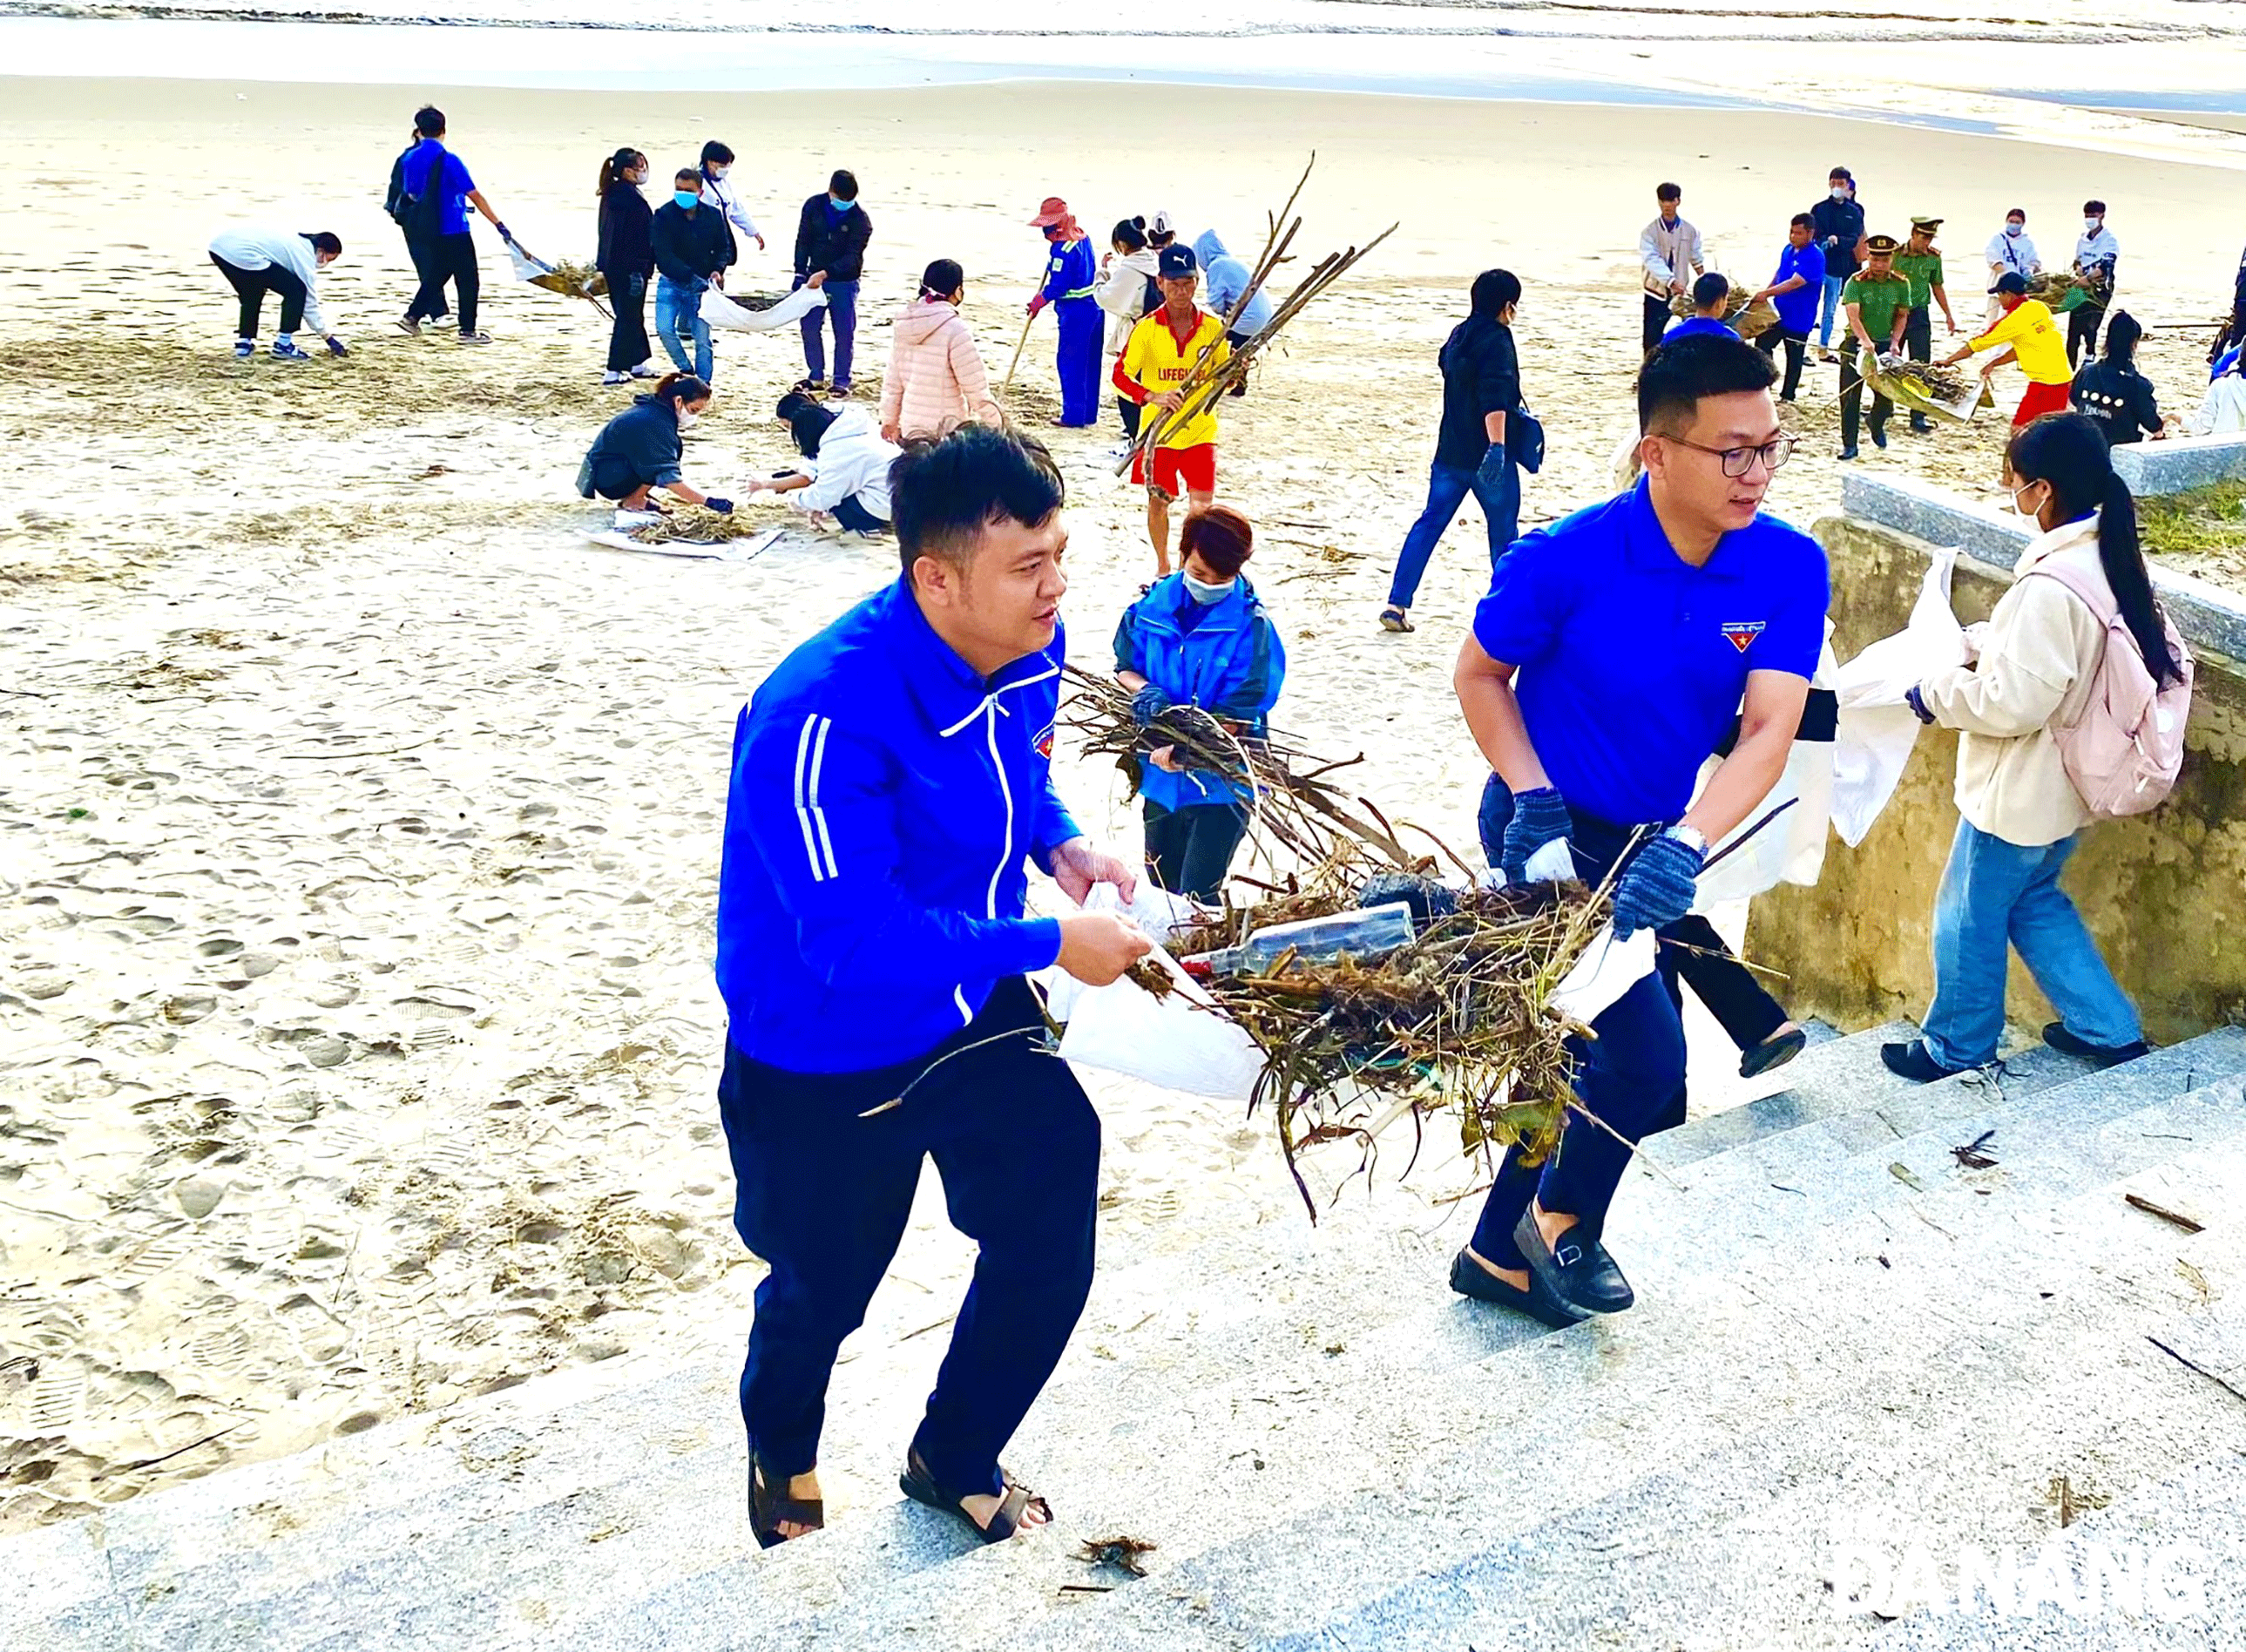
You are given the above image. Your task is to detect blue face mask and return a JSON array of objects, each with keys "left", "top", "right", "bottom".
[
  {"left": 830, "top": 197, "right": 855, "bottom": 211},
  {"left": 1182, "top": 572, "right": 1235, "bottom": 606},
  {"left": 673, "top": 191, "right": 699, "bottom": 210}
]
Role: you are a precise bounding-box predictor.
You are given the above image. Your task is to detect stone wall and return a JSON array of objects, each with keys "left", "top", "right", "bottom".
[{"left": 1744, "top": 516, "right": 2246, "bottom": 1047}]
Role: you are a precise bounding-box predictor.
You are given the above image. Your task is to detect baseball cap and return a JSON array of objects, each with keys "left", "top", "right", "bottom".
[
  {"left": 1157, "top": 244, "right": 1198, "bottom": 278},
  {"left": 1028, "top": 196, "right": 1070, "bottom": 227},
  {"left": 1988, "top": 270, "right": 2028, "bottom": 296},
  {"left": 1151, "top": 208, "right": 1175, "bottom": 238}
]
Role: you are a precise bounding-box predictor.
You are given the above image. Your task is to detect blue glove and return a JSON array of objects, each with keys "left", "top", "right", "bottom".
[
  {"left": 492, "top": 221, "right": 511, "bottom": 240},
  {"left": 1610, "top": 829, "right": 1705, "bottom": 939},
  {"left": 1499, "top": 786, "right": 1573, "bottom": 884},
  {"left": 1130, "top": 683, "right": 1175, "bottom": 727},
  {"left": 704, "top": 497, "right": 734, "bottom": 514},
  {"left": 1475, "top": 442, "right": 1510, "bottom": 492},
  {"left": 326, "top": 336, "right": 349, "bottom": 358},
  {"left": 1904, "top": 683, "right": 1936, "bottom": 725}
]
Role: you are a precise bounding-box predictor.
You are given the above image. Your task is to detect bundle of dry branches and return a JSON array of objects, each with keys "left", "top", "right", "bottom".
[
  {"left": 1666, "top": 281, "right": 1777, "bottom": 340},
  {"left": 1115, "top": 155, "right": 1397, "bottom": 477},
  {"left": 2026, "top": 270, "right": 2108, "bottom": 310}
]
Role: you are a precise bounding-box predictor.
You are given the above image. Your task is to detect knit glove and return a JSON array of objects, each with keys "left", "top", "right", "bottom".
[
  {"left": 1499, "top": 786, "right": 1573, "bottom": 885},
  {"left": 705, "top": 498, "right": 734, "bottom": 514},
  {"left": 1474, "top": 443, "right": 1510, "bottom": 492},
  {"left": 1610, "top": 829, "right": 1705, "bottom": 939},
  {"left": 1129, "top": 683, "right": 1174, "bottom": 727}
]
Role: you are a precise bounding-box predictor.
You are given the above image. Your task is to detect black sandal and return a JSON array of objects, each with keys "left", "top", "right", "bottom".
[
  {"left": 899, "top": 1446, "right": 1050, "bottom": 1544},
  {"left": 1378, "top": 605, "right": 1414, "bottom": 633},
  {"left": 749, "top": 1445, "right": 823, "bottom": 1550}
]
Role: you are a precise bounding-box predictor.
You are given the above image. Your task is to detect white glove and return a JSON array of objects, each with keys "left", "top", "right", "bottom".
[{"left": 1522, "top": 837, "right": 1576, "bottom": 884}]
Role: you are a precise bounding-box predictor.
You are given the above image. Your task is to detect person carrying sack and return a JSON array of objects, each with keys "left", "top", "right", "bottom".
[{"left": 1884, "top": 411, "right": 2190, "bottom": 1082}]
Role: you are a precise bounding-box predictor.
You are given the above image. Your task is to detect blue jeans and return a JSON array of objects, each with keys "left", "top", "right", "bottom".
[
  {"left": 796, "top": 276, "right": 859, "bottom": 387},
  {"left": 1816, "top": 272, "right": 1847, "bottom": 346},
  {"left": 1921, "top": 820, "right": 2143, "bottom": 1069},
  {"left": 655, "top": 276, "right": 714, "bottom": 381},
  {"left": 1386, "top": 455, "right": 1519, "bottom": 609}
]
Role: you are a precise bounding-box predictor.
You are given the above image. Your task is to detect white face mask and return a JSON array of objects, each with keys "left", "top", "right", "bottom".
[
  {"left": 710, "top": 165, "right": 729, "bottom": 180},
  {"left": 2004, "top": 479, "right": 2045, "bottom": 517},
  {"left": 678, "top": 409, "right": 700, "bottom": 429},
  {"left": 2084, "top": 216, "right": 2102, "bottom": 234},
  {"left": 1181, "top": 572, "right": 1235, "bottom": 605},
  {"left": 2006, "top": 222, "right": 2024, "bottom": 237},
  {"left": 1830, "top": 186, "right": 1849, "bottom": 201}
]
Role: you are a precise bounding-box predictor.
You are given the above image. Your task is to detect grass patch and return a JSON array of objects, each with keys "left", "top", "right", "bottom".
[{"left": 2136, "top": 478, "right": 2246, "bottom": 563}]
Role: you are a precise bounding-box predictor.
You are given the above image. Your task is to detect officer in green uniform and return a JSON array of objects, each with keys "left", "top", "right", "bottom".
[
  {"left": 1893, "top": 216, "right": 1957, "bottom": 434},
  {"left": 1837, "top": 233, "right": 1913, "bottom": 459}
]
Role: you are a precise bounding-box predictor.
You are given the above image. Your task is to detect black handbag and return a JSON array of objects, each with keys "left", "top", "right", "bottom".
[{"left": 1512, "top": 398, "right": 1547, "bottom": 476}]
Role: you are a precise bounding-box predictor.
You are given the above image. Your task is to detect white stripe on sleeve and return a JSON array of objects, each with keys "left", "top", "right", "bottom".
[
  {"left": 808, "top": 716, "right": 838, "bottom": 878},
  {"left": 792, "top": 714, "right": 827, "bottom": 883}
]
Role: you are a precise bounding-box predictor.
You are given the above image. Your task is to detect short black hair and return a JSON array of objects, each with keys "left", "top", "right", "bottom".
[
  {"left": 414, "top": 105, "right": 445, "bottom": 137},
  {"left": 1789, "top": 212, "right": 1814, "bottom": 230},
  {"left": 2006, "top": 206, "right": 2026, "bottom": 220},
  {"left": 830, "top": 168, "right": 857, "bottom": 199},
  {"left": 1470, "top": 267, "right": 1521, "bottom": 318},
  {"left": 890, "top": 426, "right": 1065, "bottom": 576},
  {"left": 305, "top": 232, "right": 342, "bottom": 257},
  {"left": 1830, "top": 165, "right": 1853, "bottom": 181},
  {"left": 701, "top": 140, "right": 734, "bottom": 166},
  {"left": 1692, "top": 271, "right": 1730, "bottom": 308},
  {"left": 674, "top": 168, "right": 700, "bottom": 188},
  {"left": 2084, "top": 199, "right": 2107, "bottom": 215},
  {"left": 1656, "top": 181, "right": 1682, "bottom": 202},
  {"left": 1637, "top": 334, "right": 1778, "bottom": 436}
]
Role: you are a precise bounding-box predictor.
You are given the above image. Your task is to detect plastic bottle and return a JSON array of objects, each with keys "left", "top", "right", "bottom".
[{"left": 1191, "top": 901, "right": 1416, "bottom": 977}]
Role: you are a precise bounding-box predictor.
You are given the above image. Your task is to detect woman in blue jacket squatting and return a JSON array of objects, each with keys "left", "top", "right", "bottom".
[
  {"left": 1113, "top": 504, "right": 1287, "bottom": 903},
  {"left": 714, "top": 426, "right": 1153, "bottom": 1550}
]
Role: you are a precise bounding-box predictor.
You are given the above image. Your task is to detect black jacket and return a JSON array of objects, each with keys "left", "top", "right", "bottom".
[
  {"left": 384, "top": 144, "right": 413, "bottom": 227},
  {"left": 1433, "top": 315, "right": 1520, "bottom": 471},
  {"left": 2070, "top": 357, "right": 2162, "bottom": 446},
  {"left": 794, "top": 194, "right": 871, "bottom": 284},
  {"left": 581, "top": 395, "right": 685, "bottom": 492},
  {"left": 598, "top": 181, "right": 655, "bottom": 278},
  {"left": 651, "top": 200, "right": 732, "bottom": 288},
  {"left": 1810, "top": 196, "right": 1867, "bottom": 278}
]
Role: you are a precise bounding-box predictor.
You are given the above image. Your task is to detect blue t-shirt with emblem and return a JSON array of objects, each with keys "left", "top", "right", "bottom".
[{"left": 1471, "top": 477, "right": 1830, "bottom": 826}]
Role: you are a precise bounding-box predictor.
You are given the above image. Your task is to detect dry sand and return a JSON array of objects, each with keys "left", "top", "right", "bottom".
[{"left": 1, "top": 71, "right": 2239, "bottom": 1530}]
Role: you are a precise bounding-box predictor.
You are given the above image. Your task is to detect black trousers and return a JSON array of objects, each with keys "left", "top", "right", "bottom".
[
  {"left": 211, "top": 253, "right": 307, "bottom": 337},
  {"left": 1118, "top": 395, "right": 1142, "bottom": 440},
  {"left": 408, "top": 231, "right": 479, "bottom": 332},
  {"left": 2068, "top": 302, "right": 2106, "bottom": 367},
  {"left": 584, "top": 452, "right": 652, "bottom": 503},
  {"left": 1838, "top": 347, "right": 1892, "bottom": 449},
  {"left": 1756, "top": 325, "right": 1807, "bottom": 401},
  {"left": 1903, "top": 306, "right": 1935, "bottom": 424},
  {"left": 717, "top": 978, "right": 1099, "bottom": 1498},
  {"left": 1657, "top": 914, "right": 1789, "bottom": 1054},
  {"left": 604, "top": 268, "right": 650, "bottom": 371},
  {"left": 1642, "top": 292, "right": 1671, "bottom": 353},
  {"left": 1143, "top": 798, "right": 1248, "bottom": 904},
  {"left": 401, "top": 233, "right": 450, "bottom": 320}
]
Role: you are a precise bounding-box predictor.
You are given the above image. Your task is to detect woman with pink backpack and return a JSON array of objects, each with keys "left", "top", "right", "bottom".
[{"left": 1884, "top": 410, "right": 2191, "bottom": 1081}]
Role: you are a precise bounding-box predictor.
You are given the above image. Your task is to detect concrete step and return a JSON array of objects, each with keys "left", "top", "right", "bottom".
[
  {"left": 2, "top": 1020, "right": 1925, "bottom": 1646},
  {"left": 375, "top": 1035, "right": 2246, "bottom": 1652},
  {"left": 1238, "top": 1160, "right": 2246, "bottom": 1649}
]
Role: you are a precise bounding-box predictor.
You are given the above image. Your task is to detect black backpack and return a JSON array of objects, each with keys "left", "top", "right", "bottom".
[{"left": 394, "top": 144, "right": 449, "bottom": 239}]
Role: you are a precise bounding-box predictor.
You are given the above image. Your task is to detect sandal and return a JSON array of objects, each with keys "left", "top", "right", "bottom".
[
  {"left": 899, "top": 1446, "right": 1050, "bottom": 1544},
  {"left": 748, "top": 1445, "right": 823, "bottom": 1550},
  {"left": 1378, "top": 605, "right": 1413, "bottom": 633}
]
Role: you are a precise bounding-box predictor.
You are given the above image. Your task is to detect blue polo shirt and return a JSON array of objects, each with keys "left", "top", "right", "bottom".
[
  {"left": 1769, "top": 240, "right": 1827, "bottom": 335},
  {"left": 401, "top": 138, "right": 476, "bottom": 237},
  {"left": 1663, "top": 315, "right": 1738, "bottom": 342},
  {"left": 1471, "top": 477, "right": 1830, "bottom": 826}
]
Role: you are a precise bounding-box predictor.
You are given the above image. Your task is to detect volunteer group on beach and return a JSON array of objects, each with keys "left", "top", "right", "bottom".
[{"left": 202, "top": 118, "right": 2195, "bottom": 1551}]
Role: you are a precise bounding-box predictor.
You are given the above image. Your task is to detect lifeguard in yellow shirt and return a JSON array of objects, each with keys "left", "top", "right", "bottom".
[
  {"left": 1943, "top": 270, "right": 2072, "bottom": 427},
  {"left": 1113, "top": 243, "right": 1232, "bottom": 576}
]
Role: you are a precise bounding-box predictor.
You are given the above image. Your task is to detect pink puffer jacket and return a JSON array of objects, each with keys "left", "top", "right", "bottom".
[{"left": 881, "top": 299, "right": 1004, "bottom": 439}]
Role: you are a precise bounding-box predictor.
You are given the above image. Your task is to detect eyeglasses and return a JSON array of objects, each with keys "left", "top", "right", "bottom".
[{"left": 1664, "top": 434, "right": 1796, "bottom": 477}]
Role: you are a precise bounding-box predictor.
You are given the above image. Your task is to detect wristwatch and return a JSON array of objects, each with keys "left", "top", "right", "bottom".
[{"left": 1666, "top": 823, "right": 1710, "bottom": 857}]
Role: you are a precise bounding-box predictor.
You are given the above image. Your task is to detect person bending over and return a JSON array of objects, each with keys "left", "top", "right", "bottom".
[
  {"left": 577, "top": 373, "right": 731, "bottom": 527},
  {"left": 748, "top": 390, "right": 903, "bottom": 535}
]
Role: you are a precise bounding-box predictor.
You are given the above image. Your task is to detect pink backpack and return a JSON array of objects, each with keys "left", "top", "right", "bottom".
[{"left": 2024, "top": 559, "right": 2193, "bottom": 818}]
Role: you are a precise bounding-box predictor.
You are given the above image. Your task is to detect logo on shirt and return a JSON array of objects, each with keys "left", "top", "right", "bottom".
[
  {"left": 1033, "top": 722, "right": 1056, "bottom": 760},
  {"left": 1721, "top": 620, "right": 1766, "bottom": 653}
]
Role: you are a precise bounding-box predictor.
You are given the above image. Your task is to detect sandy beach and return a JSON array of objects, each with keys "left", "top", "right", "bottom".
[{"left": 3, "top": 58, "right": 2243, "bottom": 1530}]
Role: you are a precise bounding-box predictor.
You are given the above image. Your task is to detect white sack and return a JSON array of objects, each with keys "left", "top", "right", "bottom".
[
  {"left": 701, "top": 284, "right": 828, "bottom": 333},
  {"left": 1829, "top": 547, "right": 1966, "bottom": 847}
]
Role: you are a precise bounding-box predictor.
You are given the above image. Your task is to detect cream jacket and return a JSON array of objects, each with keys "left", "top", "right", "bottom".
[{"left": 1919, "top": 515, "right": 2112, "bottom": 847}]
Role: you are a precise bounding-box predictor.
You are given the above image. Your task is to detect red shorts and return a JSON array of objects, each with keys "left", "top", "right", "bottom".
[
  {"left": 2013, "top": 380, "right": 2072, "bottom": 427},
  {"left": 1133, "top": 442, "right": 1218, "bottom": 497}
]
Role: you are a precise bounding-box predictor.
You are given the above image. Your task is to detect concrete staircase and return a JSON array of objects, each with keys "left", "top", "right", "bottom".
[{"left": 9, "top": 1023, "right": 2245, "bottom": 1650}]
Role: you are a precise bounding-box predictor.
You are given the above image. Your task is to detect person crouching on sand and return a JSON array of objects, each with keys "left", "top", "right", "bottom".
[
  {"left": 1113, "top": 504, "right": 1286, "bottom": 904},
  {"left": 576, "top": 373, "right": 732, "bottom": 528},
  {"left": 713, "top": 423, "right": 1151, "bottom": 1548},
  {"left": 744, "top": 390, "right": 902, "bottom": 535},
  {"left": 1113, "top": 243, "right": 1231, "bottom": 578}
]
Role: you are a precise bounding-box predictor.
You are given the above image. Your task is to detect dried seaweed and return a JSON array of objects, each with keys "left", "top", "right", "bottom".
[{"left": 626, "top": 504, "right": 778, "bottom": 545}]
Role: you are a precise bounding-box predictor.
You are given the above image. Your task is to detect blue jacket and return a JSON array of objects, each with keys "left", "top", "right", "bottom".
[
  {"left": 715, "top": 579, "right": 1081, "bottom": 1073},
  {"left": 1039, "top": 236, "right": 1097, "bottom": 304},
  {"left": 1193, "top": 231, "right": 1274, "bottom": 336},
  {"left": 1112, "top": 574, "right": 1286, "bottom": 809}
]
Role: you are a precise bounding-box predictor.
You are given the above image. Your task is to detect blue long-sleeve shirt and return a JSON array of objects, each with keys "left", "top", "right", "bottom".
[
  {"left": 1039, "top": 237, "right": 1096, "bottom": 304},
  {"left": 715, "top": 579, "right": 1081, "bottom": 1072},
  {"left": 1113, "top": 573, "right": 1285, "bottom": 809}
]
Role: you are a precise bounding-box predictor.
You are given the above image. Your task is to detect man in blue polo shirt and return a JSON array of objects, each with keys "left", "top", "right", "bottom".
[
  {"left": 1662, "top": 272, "right": 1738, "bottom": 342},
  {"left": 396, "top": 105, "right": 510, "bottom": 343},
  {"left": 1749, "top": 213, "right": 1826, "bottom": 403},
  {"left": 714, "top": 425, "right": 1150, "bottom": 1549},
  {"left": 1450, "top": 334, "right": 1830, "bottom": 1325}
]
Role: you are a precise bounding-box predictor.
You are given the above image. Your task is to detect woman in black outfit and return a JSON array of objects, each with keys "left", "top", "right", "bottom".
[
  {"left": 597, "top": 146, "right": 656, "bottom": 386},
  {"left": 2070, "top": 310, "right": 2168, "bottom": 447}
]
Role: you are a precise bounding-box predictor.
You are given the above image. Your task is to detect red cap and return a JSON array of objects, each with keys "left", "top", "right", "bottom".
[{"left": 1029, "top": 196, "right": 1070, "bottom": 227}]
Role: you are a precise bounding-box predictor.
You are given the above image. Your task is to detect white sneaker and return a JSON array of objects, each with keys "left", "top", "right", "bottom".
[
  {"left": 601, "top": 370, "right": 629, "bottom": 386},
  {"left": 629, "top": 362, "right": 661, "bottom": 379},
  {"left": 612, "top": 507, "right": 662, "bottom": 530}
]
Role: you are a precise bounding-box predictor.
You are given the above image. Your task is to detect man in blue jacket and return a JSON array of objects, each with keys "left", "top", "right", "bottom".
[
  {"left": 652, "top": 170, "right": 733, "bottom": 383},
  {"left": 1113, "top": 503, "right": 1285, "bottom": 902},
  {"left": 714, "top": 425, "right": 1151, "bottom": 1549}
]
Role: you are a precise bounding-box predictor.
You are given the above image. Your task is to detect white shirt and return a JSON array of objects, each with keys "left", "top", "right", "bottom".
[
  {"left": 1639, "top": 214, "right": 1706, "bottom": 295},
  {"left": 2074, "top": 225, "right": 2120, "bottom": 274},
  {"left": 1985, "top": 227, "right": 2040, "bottom": 276},
  {"left": 207, "top": 226, "right": 328, "bottom": 335},
  {"left": 700, "top": 169, "right": 761, "bottom": 255}
]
